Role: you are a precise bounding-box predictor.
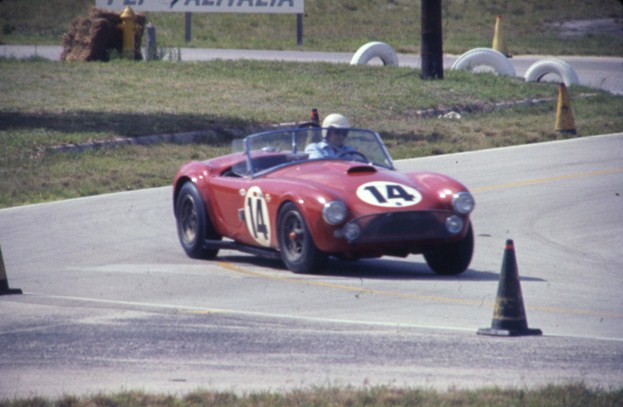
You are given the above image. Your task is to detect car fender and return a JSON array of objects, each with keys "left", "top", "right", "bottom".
[
  {"left": 403, "top": 171, "right": 471, "bottom": 209},
  {"left": 259, "top": 179, "right": 341, "bottom": 251},
  {"left": 173, "top": 161, "right": 215, "bottom": 215}
]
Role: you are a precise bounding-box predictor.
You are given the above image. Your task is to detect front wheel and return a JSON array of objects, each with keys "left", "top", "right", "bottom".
[
  {"left": 424, "top": 224, "right": 474, "bottom": 275},
  {"left": 175, "top": 182, "right": 221, "bottom": 259},
  {"left": 277, "top": 202, "right": 327, "bottom": 273}
]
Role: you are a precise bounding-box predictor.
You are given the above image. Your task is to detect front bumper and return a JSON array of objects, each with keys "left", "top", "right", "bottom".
[{"left": 338, "top": 210, "right": 468, "bottom": 244}]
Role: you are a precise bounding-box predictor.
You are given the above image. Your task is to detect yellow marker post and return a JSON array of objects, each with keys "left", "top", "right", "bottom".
[
  {"left": 555, "top": 83, "right": 577, "bottom": 134},
  {"left": 492, "top": 15, "right": 510, "bottom": 57},
  {"left": 119, "top": 6, "right": 138, "bottom": 59}
]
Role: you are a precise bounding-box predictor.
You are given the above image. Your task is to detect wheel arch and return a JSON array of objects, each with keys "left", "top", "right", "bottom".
[
  {"left": 173, "top": 161, "right": 212, "bottom": 216},
  {"left": 275, "top": 200, "right": 328, "bottom": 273},
  {"left": 274, "top": 193, "right": 333, "bottom": 253},
  {"left": 173, "top": 176, "right": 193, "bottom": 216},
  {"left": 274, "top": 198, "right": 316, "bottom": 236}
]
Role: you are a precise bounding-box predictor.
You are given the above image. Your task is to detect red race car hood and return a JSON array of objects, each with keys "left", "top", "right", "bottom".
[{"left": 266, "top": 160, "right": 467, "bottom": 212}]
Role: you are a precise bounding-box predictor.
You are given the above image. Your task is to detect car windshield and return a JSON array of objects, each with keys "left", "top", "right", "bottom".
[{"left": 231, "top": 127, "right": 394, "bottom": 177}]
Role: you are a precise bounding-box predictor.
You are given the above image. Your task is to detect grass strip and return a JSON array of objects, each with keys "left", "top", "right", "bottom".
[
  {"left": 1, "top": 383, "right": 622, "bottom": 407},
  {"left": 1, "top": 0, "right": 621, "bottom": 55},
  {"left": 1, "top": 59, "right": 622, "bottom": 208}
]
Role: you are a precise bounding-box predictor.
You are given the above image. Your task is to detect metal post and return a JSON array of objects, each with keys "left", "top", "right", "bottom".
[
  {"left": 146, "top": 23, "right": 156, "bottom": 61},
  {"left": 185, "top": 12, "right": 192, "bottom": 43},
  {"left": 420, "top": 0, "right": 444, "bottom": 80},
  {"left": 296, "top": 13, "right": 303, "bottom": 46}
]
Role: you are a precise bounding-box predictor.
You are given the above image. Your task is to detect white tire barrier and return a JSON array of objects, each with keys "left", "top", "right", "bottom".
[
  {"left": 350, "top": 41, "right": 399, "bottom": 66},
  {"left": 524, "top": 57, "right": 579, "bottom": 87},
  {"left": 451, "top": 47, "right": 516, "bottom": 77}
]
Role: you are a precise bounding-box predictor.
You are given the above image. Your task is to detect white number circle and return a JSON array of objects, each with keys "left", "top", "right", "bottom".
[
  {"left": 244, "top": 186, "right": 271, "bottom": 247},
  {"left": 356, "top": 181, "right": 422, "bottom": 208}
]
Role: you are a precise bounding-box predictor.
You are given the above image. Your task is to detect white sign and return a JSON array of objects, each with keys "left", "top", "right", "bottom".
[{"left": 95, "top": 0, "right": 304, "bottom": 14}]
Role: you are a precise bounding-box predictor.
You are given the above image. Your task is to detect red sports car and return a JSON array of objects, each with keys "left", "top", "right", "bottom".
[{"left": 173, "top": 126, "right": 475, "bottom": 274}]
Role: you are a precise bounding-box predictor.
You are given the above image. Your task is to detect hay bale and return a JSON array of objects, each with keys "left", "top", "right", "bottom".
[{"left": 61, "top": 7, "right": 145, "bottom": 61}]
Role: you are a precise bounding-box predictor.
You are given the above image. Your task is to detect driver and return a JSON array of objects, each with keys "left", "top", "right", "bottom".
[{"left": 305, "top": 113, "right": 358, "bottom": 159}]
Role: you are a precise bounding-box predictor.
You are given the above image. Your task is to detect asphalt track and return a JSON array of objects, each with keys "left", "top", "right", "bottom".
[{"left": 1, "top": 133, "right": 622, "bottom": 398}]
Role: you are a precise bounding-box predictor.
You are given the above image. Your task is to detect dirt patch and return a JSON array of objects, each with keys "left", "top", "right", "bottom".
[
  {"left": 61, "top": 7, "right": 145, "bottom": 61},
  {"left": 43, "top": 96, "right": 581, "bottom": 154},
  {"left": 550, "top": 18, "right": 622, "bottom": 37}
]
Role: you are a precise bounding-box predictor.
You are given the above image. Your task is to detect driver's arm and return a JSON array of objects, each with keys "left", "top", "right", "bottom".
[{"left": 304, "top": 142, "right": 325, "bottom": 159}]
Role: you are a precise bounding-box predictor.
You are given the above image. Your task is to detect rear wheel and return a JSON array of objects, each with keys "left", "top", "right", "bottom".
[
  {"left": 277, "top": 202, "right": 326, "bottom": 273},
  {"left": 176, "top": 182, "right": 220, "bottom": 259},
  {"left": 424, "top": 224, "right": 474, "bottom": 275}
]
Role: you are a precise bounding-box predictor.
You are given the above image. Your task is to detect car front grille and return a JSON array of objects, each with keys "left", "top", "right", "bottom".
[{"left": 347, "top": 210, "right": 458, "bottom": 243}]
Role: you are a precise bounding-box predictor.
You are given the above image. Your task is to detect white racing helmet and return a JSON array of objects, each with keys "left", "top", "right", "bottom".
[{"left": 322, "top": 113, "right": 350, "bottom": 138}]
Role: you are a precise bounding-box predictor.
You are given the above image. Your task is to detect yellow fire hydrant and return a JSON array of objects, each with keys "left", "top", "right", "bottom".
[{"left": 119, "top": 6, "right": 138, "bottom": 59}]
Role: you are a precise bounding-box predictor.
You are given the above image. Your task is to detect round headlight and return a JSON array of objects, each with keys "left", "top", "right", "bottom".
[
  {"left": 343, "top": 223, "right": 361, "bottom": 241},
  {"left": 446, "top": 215, "right": 464, "bottom": 234},
  {"left": 322, "top": 200, "right": 347, "bottom": 225},
  {"left": 452, "top": 192, "right": 475, "bottom": 215}
]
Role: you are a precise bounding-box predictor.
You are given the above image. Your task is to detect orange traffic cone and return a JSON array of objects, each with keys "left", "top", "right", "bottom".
[
  {"left": 478, "top": 240, "right": 542, "bottom": 337},
  {"left": 0, "top": 244, "right": 22, "bottom": 295},
  {"left": 555, "top": 83, "right": 577, "bottom": 134},
  {"left": 492, "top": 15, "right": 511, "bottom": 57}
]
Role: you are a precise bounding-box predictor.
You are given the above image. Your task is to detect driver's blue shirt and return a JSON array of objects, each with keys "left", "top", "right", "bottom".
[{"left": 305, "top": 141, "right": 357, "bottom": 159}]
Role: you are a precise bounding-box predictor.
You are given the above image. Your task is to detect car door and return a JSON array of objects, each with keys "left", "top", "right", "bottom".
[{"left": 208, "top": 175, "right": 276, "bottom": 249}]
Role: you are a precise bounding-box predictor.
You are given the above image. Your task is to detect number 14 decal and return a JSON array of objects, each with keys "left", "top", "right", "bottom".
[
  {"left": 244, "top": 186, "right": 272, "bottom": 247},
  {"left": 356, "top": 181, "right": 422, "bottom": 208}
]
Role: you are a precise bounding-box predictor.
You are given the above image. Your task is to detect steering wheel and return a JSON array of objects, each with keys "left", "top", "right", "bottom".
[{"left": 338, "top": 151, "right": 370, "bottom": 163}]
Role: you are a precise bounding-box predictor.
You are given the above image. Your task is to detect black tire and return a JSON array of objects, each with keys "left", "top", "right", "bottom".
[
  {"left": 175, "top": 182, "right": 220, "bottom": 259},
  {"left": 424, "top": 223, "right": 474, "bottom": 276},
  {"left": 277, "top": 202, "right": 327, "bottom": 273}
]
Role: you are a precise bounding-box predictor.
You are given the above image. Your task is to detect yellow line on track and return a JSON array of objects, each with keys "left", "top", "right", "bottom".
[
  {"left": 218, "top": 261, "right": 482, "bottom": 305},
  {"left": 472, "top": 167, "right": 623, "bottom": 193},
  {"left": 214, "top": 166, "right": 623, "bottom": 320},
  {"left": 218, "top": 261, "right": 623, "bottom": 319}
]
